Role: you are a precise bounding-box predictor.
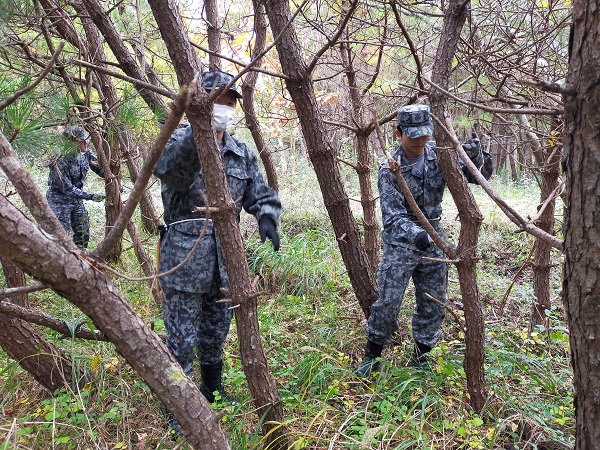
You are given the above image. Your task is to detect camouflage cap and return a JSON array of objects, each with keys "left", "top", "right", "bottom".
[
  {"left": 397, "top": 104, "right": 433, "bottom": 138},
  {"left": 62, "top": 125, "right": 90, "bottom": 141},
  {"left": 201, "top": 70, "right": 243, "bottom": 99}
]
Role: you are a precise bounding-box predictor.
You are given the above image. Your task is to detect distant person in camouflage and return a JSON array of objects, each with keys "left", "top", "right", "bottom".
[
  {"left": 154, "top": 70, "right": 281, "bottom": 416},
  {"left": 46, "top": 125, "right": 105, "bottom": 249},
  {"left": 355, "top": 104, "right": 493, "bottom": 377}
]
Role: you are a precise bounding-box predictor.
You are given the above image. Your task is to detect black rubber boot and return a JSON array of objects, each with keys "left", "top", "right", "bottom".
[
  {"left": 409, "top": 341, "right": 433, "bottom": 367},
  {"left": 199, "top": 362, "right": 239, "bottom": 406},
  {"left": 165, "top": 410, "right": 183, "bottom": 441},
  {"left": 355, "top": 340, "right": 384, "bottom": 377}
]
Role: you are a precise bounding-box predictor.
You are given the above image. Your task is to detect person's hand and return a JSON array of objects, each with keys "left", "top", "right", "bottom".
[
  {"left": 91, "top": 193, "right": 106, "bottom": 202},
  {"left": 414, "top": 231, "right": 432, "bottom": 251},
  {"left": 462, "top": 132, "right": 481, "bottom": 158},
  {"left": 258, "top": 217, "right": 280, "bottom": 251}
]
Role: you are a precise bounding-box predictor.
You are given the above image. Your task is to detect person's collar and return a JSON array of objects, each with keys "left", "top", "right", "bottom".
[{"left": 221, "top": 132, "right": 244, "bottom": 157}]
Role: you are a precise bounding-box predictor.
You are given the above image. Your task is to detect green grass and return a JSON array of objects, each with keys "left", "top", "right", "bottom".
[{"left": 0, "top": 165, "right": 574, "bottom": 449}]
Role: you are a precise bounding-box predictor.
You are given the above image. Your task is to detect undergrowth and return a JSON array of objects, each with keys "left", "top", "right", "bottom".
[{"left": 0, "top": 176, "right": 574, "bottom": 449}]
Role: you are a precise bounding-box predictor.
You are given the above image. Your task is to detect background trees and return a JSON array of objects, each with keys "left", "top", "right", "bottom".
[{"left": 1, "top": 0, "right": 594, "bottom": 448}]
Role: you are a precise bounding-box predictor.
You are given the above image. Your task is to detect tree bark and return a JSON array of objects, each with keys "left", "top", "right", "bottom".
[
  {"left": 80, "top": 0, "right": 169, "bottom": 119},
  {"left": 264, "top": 0, "right": 379, "bottom": 316},
  {"left": 429, "top": 0, "right": 488, "bottom": 413},
  {"left": 146, "top": 1, "right": 288, "bottom": 447},
  {"left": 0, "top": 258, "right": 76, "bottom": 392},
  {"left": 563, "top": 0, "right": 600, "bottom": 447},
  {"left": 0, "top": 194, "right": 229, "bottom": 450},
  {"left": 339, "top": 36, "right": 380, "bottom": 272},
  {"left": 530, "top": 122, "right": 561, "bottom": 332},
  {"left": 241, "top": 0, "right": 279, "bottom": 192}
]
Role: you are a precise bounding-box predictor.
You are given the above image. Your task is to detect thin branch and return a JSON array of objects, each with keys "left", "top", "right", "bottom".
[
  {"left": 431, "top": 115, "right": 563, "bottom": 250},
  {"left": 306, "top": 0, "right": 360, "bottom": 74},
  {"left": 426, "top": 77, "right": 563, "bottom": 116},
  {"left": 390, "top": 2, "right": 425, "bottom": 91},
  {"left": 0, "top": 42, "right": 64, "bottom": 111},
  {"left": 425, "top": 292, "right": 465, "bottom": 330},
  {"left": 191, "top": 44, "right": 290, "bottom": 81},
  {"left": 0, "top": 283, "right": 49, "bottom": 297},
  {"left": 91, "top": 84, "right": 194, "bottom": 260},
  {"left": 72, "top": 58, "right": 176, "bottom": 99},
  {"left": 0, "top": 298, "right": 107, "bottom": 341}
]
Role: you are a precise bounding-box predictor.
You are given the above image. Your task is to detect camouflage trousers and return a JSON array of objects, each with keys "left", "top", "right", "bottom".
[
  {"left": 46, "top": 192, "right": 90, "bottom": 248},
  {"left": 162, "top": 278, "right": 233, "bottom": 372},
  {"left": 366, "top": 242, "right": 448, "bottom": 348}
]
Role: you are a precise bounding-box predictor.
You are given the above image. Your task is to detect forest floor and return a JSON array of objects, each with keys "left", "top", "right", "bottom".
[{"left": 0, "top": 158, "right": 572, "bottom": 449}]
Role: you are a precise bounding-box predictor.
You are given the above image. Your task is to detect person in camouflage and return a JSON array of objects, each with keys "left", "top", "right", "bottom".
[
  {"left": 153, "top": 70, "right": 281, "bottom": 419},
  {"left": 355, "top": 104, "right": 493, "bottom": 377},
  {"left": 46, "top": 126, "right": 105, "bottom": 249}
]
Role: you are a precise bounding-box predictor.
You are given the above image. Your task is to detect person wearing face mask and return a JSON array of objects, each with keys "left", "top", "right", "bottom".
[{"left": 153, "top": 70, "right": 281, "bottom": 437}]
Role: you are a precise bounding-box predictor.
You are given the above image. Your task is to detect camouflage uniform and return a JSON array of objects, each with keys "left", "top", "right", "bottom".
[
  {"left": 366, "top": 105, "right": 493, "bottom": 348},
  {"left": 46, "top": 138, "right": 104, "bottom": 249},
  {"left": 154, "top": 124, "right": 281, "bottom": 370}
]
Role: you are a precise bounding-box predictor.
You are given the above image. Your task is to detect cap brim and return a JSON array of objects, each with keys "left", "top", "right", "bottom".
[{"left": 403, "top": 125, "right": 433, "bottom": 138}]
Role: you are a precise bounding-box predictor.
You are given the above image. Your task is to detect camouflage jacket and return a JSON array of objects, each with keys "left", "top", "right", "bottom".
[
  {"left": 154, "top": 125, "right": 281, "bottom": 293},
  {"left": 379, "top": 142, "right": 492, "bottom": 249},
  {"left": 46, "top": 149, "right": 104, "bottom": 201}
]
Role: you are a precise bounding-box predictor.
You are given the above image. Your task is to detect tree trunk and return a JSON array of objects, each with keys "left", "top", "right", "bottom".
[
  {"left": 146, "top": 1, "right": 288, "bottom": 447},
  {"left": 429, "top": 0, "right": 488, "bottom": 413},
  {"left": 0, "top": 195, "right": 229, "bottom": 450},
  {"left": 339, "top": 37, "right": 380, "bottom": 272},
  {"left": 0, "top": 257, "right": 76, "bottom": 392},
  {"left": 563, "top": 0, "right": 600, "bottom": 447},
  {"left": 80, "top": 0, "right": 169, "bottom": 119},
  {"left": 530, "top": 122, "right": 561, "bottom": 332},
  {"left": 264, "top": 0, "right": 379, "bottom": 316},
  {"left": 204, "top": 0, "right": 221, "bottom": 71},
  {"left": 241, "top": 0, "right": 279, "bottom": 192}
]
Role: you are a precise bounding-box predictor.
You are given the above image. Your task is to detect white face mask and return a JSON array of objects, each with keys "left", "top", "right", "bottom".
[{"left": 212, "top": 104, "right": 236, "bottom": 132}]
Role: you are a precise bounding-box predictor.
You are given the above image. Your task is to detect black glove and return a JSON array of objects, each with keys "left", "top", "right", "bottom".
[
  {"left": 462, "top": 132, "right": 481, "bottom": 159},
  {"left": 258, "top": 217, "right": 280, "bottom": 251},
  {"left": 91, "top": 193, "right": 106, "bottom": 202},
  {"left": 414, "top": 231, "right": 432, "bottom": 251}
]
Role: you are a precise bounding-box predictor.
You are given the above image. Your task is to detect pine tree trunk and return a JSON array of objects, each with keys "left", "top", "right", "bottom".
[
  {"left": 429, "top": 0, "right": 488, "bottom": 413},
  {"left": 563, "top": 0, "right": 600, "bottom": 446}
]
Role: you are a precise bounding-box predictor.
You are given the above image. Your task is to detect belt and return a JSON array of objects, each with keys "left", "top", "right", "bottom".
[
  {"left": 166, "top": 218, "right": 212, "bottom": 227},
  {"left": 407, "top": 214, "right": 440, "bottom": 227}
]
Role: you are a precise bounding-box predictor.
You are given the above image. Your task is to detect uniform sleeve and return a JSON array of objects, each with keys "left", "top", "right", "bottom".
[
  {"left": 87, "top": 151, "right": 105, "bottom": 178},
  {"left": 461, "top": 150, "right": 493, "bottom": 184},
  {"left": 379, "top": 164, "right": 424, "bottom": 244},
  {"left": 241, "top": 144, "right": 281, "bottom": 225},
  {"left": 153, "top": 125, "right": 200, "bottom": 191},
  {"left": 48, "top": 157, "right": 94, "bottom": 200}
]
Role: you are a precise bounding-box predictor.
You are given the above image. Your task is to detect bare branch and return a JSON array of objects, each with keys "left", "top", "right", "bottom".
[
  {"left": 306, "top": 0, "right": 360, "bottom": 74},
  {"left": 431, "top": 114, "right": 563, "bottom": 250},
  {"left": 426, "top": 77, "right": 563, "bottom": 116},
  {"left": 72, "top": 58, "right": 176, "bottom": 99},
  {"left": 91, "top": 84, "right": 193, "bottom": 260}
]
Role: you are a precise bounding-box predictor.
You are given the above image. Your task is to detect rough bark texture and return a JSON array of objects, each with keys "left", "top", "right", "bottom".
[
  {"left": 339, "top": 38, "right": 380, "bottom": 272},
  {"left": 264, "top": 0, "right": 379, "bottom": 316},
  {"left": 0, "top": 196, "right": 229, "bottom": 450},
  {"left": 241, "top": 0, "right": 279, "bottom": 192},
  {"left": 429, "top": 0, "right": 488, "bottom": 413},
  {"left": 563, "top": 0, "right": 600, "bottom": 447},
  {"left": 0, "top": 258, "right": 76, "bottom": 392},
  {"left": 147, "top": 1, "right": 288, "bottom": 447},
  {"left": 204, "top": 0, "right": 221, "bottom": 71},
  {"left": 530, "top": 124, "right": 561, "bottom": 332}
]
